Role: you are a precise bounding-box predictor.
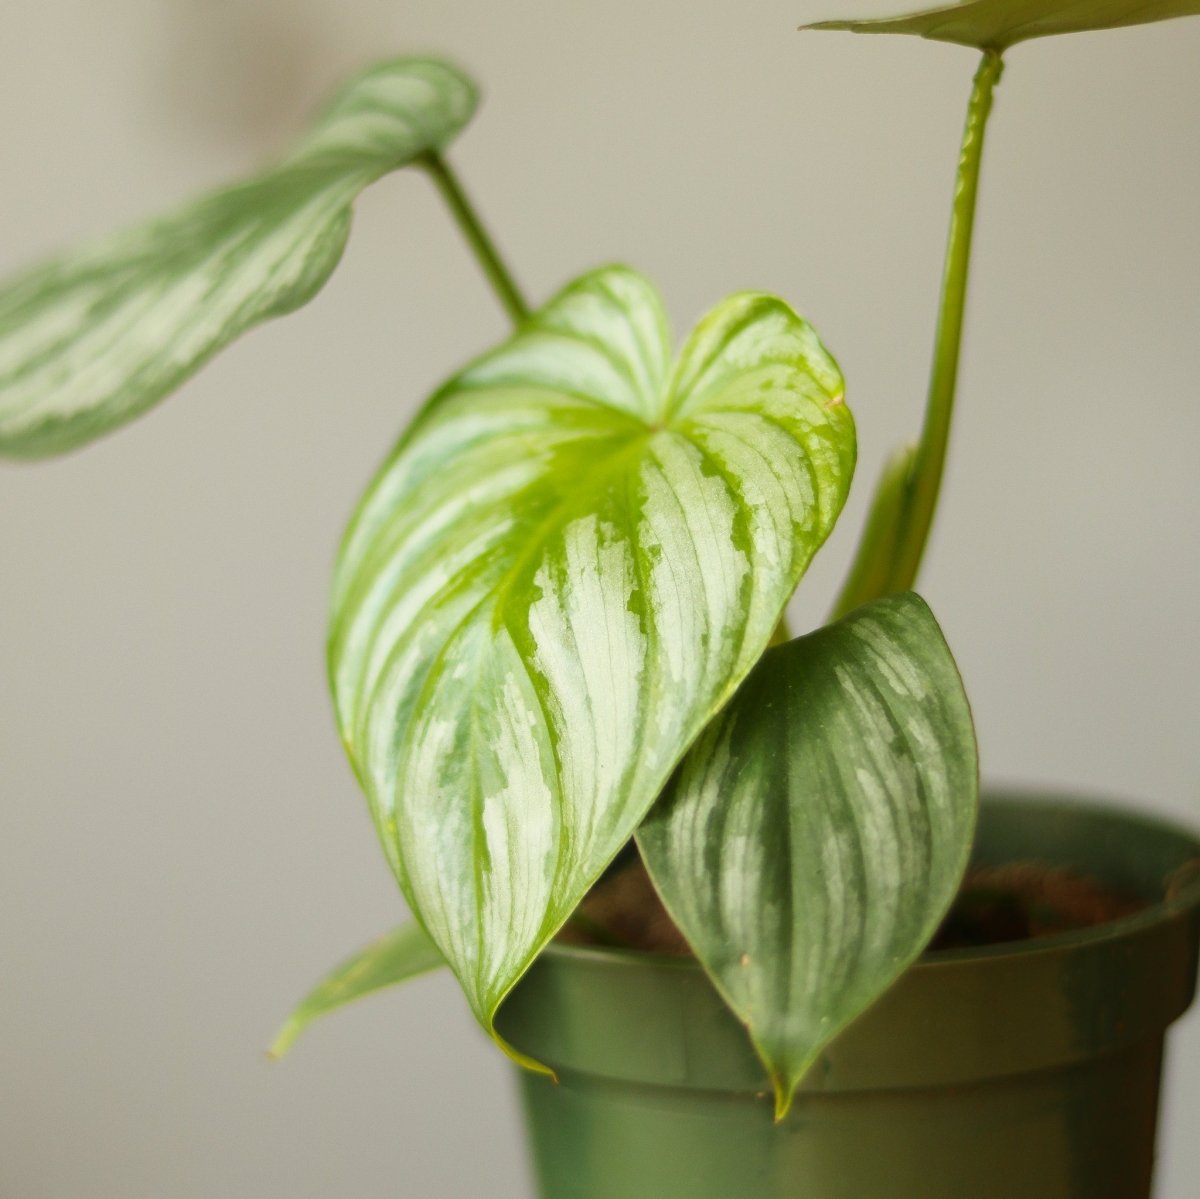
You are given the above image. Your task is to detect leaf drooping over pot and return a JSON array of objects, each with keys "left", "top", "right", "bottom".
[
  {"left": 270, "top": 922, "right": 444, "bottom": 1058},
  {"left": 328, "top": 264, "right": 856, "bottom": 1061},
  {"left": 638, "top": 593, "right": 979, "bottom": 1117}
]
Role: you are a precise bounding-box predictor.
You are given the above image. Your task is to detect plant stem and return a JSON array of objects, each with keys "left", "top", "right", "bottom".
[
  {"left": 830, "top": 443, "right": 917, "bottom": 619},
  {"left": 889, "top": 48, "right": 1004, "bottom": 588},
  {"left": 832, "top": 50, "right": 1003, "bottom": 616},
  {"left": 422, "top": 152, "right": 530, "bottom": 328}
]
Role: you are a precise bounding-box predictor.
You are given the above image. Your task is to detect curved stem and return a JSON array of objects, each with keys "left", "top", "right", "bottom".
[
  {"left": 887, "top": 49, "right": 1004, "bottom": 589},
  {"left": 422, "top": 152, "right": 530, "bottom": 328}
]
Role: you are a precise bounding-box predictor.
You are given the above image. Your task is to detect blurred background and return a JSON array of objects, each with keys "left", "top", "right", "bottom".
[{"left": 1, "top": 1, "right": 1198, "bottom": 1195}]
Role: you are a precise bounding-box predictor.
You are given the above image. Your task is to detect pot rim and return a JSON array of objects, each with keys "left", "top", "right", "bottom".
[
  {"left": 498, "top": 790, "right": 1200, "bottom": 1093},
  {"left": 545, "top": 788, "right": 1200, "bottom": 975}
]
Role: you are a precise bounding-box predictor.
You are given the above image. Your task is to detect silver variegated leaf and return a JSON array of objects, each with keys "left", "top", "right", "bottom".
[
  {"left": 270, "top": 922, "right": 444, "bottom": 1059},
  {"left": 329, "top": 264, "right": 856, "bottom": 1054},
  {"left": 638, "top": 593, "right": 978, "bottom": 1117},
  {"left": 0, "top": 58, "right": 476, "bottom": 458},
  {"left": 802, "top": 0, "right": 1200, "bottom": 49}
]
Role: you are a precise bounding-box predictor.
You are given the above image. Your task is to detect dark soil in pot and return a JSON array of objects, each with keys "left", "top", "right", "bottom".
[{"left": 562, "top": 852, "right": 1150, "bottom": 956}]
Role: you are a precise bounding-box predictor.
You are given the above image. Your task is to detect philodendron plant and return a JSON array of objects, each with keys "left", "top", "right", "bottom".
[{"left": 1, "top": 1, "right": 1195, "bottom": 1119}]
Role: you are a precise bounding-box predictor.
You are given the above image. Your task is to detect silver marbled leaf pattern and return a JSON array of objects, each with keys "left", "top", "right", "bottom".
[
  {"left": 638, "top": 593, "right": 978, "bottom": 1117},
  {"left": 0, "top": 58, "right": 476, "bottom": 458},
  {"left": 328, "top": 264, "right": 856, "bottom": 1053}
]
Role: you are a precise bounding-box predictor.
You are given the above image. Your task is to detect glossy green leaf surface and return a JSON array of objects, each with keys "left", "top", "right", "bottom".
[
  {"left": 803, "top": 0, "right": 1200, "bottom": 49},
  {"left": 0, "top": 58, "right": 476, "bottom": 459},
  {"left": 329, "top": 265, "right": 856, "bottom": 1053},
  {"left": 638, "top": 593, "right": 978, "bottom": 1117},
  {"left": 269, "top": 922, "right": 444, "bottom": 1058}
]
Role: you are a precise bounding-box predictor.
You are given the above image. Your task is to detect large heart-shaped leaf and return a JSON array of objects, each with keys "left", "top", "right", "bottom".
[
  {"left": 329, "top": 265, "right": 856, "bottom": 1054},
  {"left": 802, "top": 1, "right": 1200, "bottom": 49},
  {"left": 0, "top": 58, "right": 476, "bottom": 459},
  {"left": 270, "top": 922, "right": 445, "bottom": 1059},
  {"left": 638, "top": 593, "right": 978, "bottom": 1117}
]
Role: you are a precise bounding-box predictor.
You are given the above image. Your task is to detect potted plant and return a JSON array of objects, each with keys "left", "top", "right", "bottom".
[{"left": 1, "top": 3, "right": 1197, "bottom": 1196}]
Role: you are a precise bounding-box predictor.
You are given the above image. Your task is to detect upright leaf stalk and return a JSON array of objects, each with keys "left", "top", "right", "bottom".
[{"left": 833, "top": 50, "right": 1003, "bottom": 618}]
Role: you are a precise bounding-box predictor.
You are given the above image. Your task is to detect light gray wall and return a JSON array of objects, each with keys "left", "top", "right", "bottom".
[{"left": 1, "top": 2, "right": 1197, "bottom": 1195}]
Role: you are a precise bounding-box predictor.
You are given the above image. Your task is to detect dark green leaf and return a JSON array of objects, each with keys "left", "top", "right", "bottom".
[
  {"left": 329, "top": 264, "right": 856, "bottom": 1060},
  {"left": 638, "top": 593, "right": 978, "bottom": 1117},
  {"left": 0, "top": 58, "right": 477, "bottom": 458},
  {"left": 269, "top": 922, "right": 444, "bottom": 1059},
  {"left": 803, "top": 0, "right": 1200, "bottom": 50}
]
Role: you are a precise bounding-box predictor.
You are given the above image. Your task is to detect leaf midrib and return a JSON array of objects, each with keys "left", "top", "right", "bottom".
[{"left": 488, "top": 416, "right": 659, "bottom": 628}]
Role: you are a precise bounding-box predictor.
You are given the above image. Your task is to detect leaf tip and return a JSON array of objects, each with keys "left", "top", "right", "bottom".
[
  {"left": 797, "top": 20, "right": 852, "bottom": 34},
  {"left": 771, "top": 1073, "right": 797, "bottom": 1122},
  {"left": 266, "top": 1021, "right": 300, "bottom": 1061},
  {"left": 489, "top": 1024, "right": 558, "bottom": 1083}
]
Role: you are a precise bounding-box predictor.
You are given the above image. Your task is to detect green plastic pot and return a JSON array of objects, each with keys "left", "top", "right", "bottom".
[{"left": 497, "top": 793, "right": 1200, "bottom": 1199}]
